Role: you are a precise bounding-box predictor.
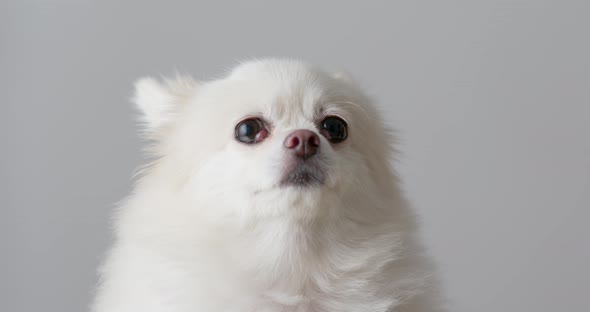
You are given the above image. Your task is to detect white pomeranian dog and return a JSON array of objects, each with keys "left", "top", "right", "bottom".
[{"left": 92, "top": 59, "right": 445, "bottom": 312}]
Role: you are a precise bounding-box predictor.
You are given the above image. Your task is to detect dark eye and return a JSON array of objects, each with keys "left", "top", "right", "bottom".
[
  {"left": 320, "top": 116, "right": 348, "bottom": 143},
  {"left": 235, "top": 118, "right": 268, "bottom": 144}
]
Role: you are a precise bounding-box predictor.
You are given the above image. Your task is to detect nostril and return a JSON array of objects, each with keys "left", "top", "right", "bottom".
[
  {"left": 309, "top": 134, "right": 320, "bottom": 147},
  {"left": 285, "top": 135, "right": 300, "bottom": 149}
]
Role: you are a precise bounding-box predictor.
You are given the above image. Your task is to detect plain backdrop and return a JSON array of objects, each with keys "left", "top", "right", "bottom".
[{"left": 1, "top": 1, "right": 589, "bottom": 311}]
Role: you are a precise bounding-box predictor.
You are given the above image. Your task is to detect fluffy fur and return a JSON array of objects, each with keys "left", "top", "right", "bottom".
[{"left": 92, "top": 59, "right": 445, "bottom": 312}]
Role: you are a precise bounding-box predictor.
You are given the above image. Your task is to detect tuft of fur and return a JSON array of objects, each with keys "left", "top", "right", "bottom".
[
  {"left": 133, "top": 75, "right": 198, "bottom": 136},
  {"left": 92, "top": 59, "right": 446, "bottom": 312}
]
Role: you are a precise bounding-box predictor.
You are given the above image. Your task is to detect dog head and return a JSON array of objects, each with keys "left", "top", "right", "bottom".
[{"left": 134, "top": 59, "right": 396, "bottom": 222}]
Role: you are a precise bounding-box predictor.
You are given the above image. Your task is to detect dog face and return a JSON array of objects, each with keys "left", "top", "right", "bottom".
[{"left": 134, "top": 60, "right": 394, "bottom": 222}]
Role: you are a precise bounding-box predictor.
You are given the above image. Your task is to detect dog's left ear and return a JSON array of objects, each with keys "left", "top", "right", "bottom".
[{"left": 132, "top": 75, "right": 198, "bottom": 133}]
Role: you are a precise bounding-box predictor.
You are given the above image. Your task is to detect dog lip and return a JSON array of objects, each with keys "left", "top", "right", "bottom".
[
  {"left": 280, "top": 173, "right": 322, "bottom": 187},
  {"left": 280, "top": 162, "right": 325, "bottom": 187}
]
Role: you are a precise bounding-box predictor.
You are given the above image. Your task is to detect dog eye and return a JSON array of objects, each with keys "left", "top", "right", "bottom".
[
  {"left": 235, "top": 118, "right": 268, "bottom": 144},
  {"left": 320, "top": 116, "right": 348, "bottom": 143}
]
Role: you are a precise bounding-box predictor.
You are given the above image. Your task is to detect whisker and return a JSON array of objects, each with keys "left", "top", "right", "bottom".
[{"left": 331, "top": 100, "right": 371, "bottom": 120}]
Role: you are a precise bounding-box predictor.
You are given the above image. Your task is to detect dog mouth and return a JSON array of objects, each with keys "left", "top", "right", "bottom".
[{"left": 280, "top": 161, "right": 326, "bottom": 187}]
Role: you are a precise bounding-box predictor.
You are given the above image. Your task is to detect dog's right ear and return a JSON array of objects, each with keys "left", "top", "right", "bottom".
[{"left": 132, "top": 75, "right": 198, "bottom": 134}]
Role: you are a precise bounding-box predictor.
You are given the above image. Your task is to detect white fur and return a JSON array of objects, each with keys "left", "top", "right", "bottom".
[{"left": 92, "top": 59, "right": 446, "bottom": 312}]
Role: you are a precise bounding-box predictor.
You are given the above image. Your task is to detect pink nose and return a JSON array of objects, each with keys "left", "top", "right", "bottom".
[{"left": 283, "top": 129, "right": 320, "bottom": 159}]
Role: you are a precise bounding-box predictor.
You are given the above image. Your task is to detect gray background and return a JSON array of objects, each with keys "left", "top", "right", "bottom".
[{"left": 1, "top": 1, "right": 589, "bottom": 311}]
